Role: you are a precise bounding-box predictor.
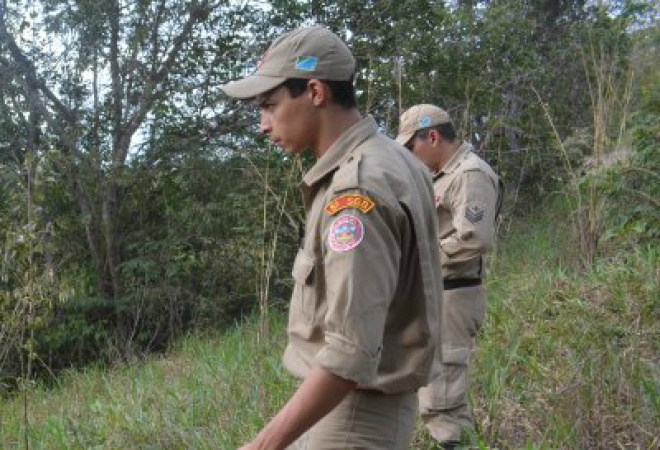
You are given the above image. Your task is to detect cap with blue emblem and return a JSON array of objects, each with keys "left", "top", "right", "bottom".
[
  {"left": 395, "top": 104, "right": 452, "bottom": 146},
  {"left": 221, "top": 26, "right": 356, "bottom": 99}
]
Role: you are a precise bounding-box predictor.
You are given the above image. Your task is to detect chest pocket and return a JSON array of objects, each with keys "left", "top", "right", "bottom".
[{"left": 291, "top": 249, "right": 317, "bottom": 325}]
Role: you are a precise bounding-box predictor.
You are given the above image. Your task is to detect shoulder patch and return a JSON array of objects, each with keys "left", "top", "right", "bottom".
[
  {"left": 465, "top": 203, "right": 486, "bottom": 224},
  {"left": 328, "top": 215, "right": 364, "bottom": 252},
  {"left": 325, "top": 194, "right": 375, "bottom": 216}
]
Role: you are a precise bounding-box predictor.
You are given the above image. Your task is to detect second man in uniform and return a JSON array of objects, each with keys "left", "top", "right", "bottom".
[{"left": 397, "top": 104, "right": 503, "bottom": 450}]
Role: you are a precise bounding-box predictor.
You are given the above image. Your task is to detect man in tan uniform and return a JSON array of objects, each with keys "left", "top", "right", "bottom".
[
  {"left": 221, "top": 27, "right": 443, "bottom": 450},
  {"left": 396, "top": 104, "right": 502, "bottom": 449}
]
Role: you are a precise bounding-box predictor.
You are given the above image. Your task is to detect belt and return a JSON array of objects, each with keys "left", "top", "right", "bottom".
[{"left": 443, "top": 278, "right": 482, "bottom": 290}]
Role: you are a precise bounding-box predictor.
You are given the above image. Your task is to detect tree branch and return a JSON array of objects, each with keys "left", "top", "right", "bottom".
[
  {"left": 622, "top": 187, "right": 660, "bottom": 209},
  {"left": 150, "top": 0, "right": 167, "bottom": 74},
  {"left": 0, "top": 5, "right": 76, "bottom": 127},
  {"left": 109, "top": 0, "right": 123, "bottom": 161},
  {"left": 115, "top": 0, "right": 211, "bottom": 166}
]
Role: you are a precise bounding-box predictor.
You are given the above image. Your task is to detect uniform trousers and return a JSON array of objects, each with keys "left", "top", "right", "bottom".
[
  {"left": 418, "top": 285, "right": 487, "bottom": 443},
  {"left": 287, "top": 389, "right": 417, "bottom": 450}
]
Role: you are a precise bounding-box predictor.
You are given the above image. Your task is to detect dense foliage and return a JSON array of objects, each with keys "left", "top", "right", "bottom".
[{"left": 1, "top": 0, "right": 658, "bottom": 392}]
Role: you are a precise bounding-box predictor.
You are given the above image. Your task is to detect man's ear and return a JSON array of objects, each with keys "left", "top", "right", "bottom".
[
  {"left": 428, "top": 129, "right": 443, "bottom": 145},
  {"left": 307, "top": 79, "right": 329, "bottom": 106}
]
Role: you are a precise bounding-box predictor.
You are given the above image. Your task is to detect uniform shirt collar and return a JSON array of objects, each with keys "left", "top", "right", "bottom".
[
  {"left": 302, "top": 115, "right": 378, "bottom": 188},
  {"left": 433, "top": 141, "right": 472, "bottom": 179}
]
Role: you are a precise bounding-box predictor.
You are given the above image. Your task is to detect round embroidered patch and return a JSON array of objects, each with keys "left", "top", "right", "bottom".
[{"left": 328, "top": 215, "right": 364, "bottom": 252}]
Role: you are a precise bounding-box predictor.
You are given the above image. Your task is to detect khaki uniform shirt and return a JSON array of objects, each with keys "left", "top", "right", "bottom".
[
  {"left": 434, "top": 142, "right": 501, "bottom": 280},
  {"left": 283, "top": 116, "right": 443, "bottom": 394}
]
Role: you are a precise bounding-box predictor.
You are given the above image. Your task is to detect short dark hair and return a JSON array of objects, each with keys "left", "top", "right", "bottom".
[
  {"left": 414, "top": 122, "right": 457, "bottom": 142},
  {"left": 281, "top": 78, "right": 357, "bottom": 109}
]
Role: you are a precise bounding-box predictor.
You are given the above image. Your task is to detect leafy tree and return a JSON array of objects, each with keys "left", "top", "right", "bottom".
[
  {"left": 0, "top": 0, "right": 274, "bottom": 377},
  {"left": 0, "top": 0, "right": 260, "bottom": 299},
  {"left": 0, "top": 0, "right": 655, "bottom": 384}
]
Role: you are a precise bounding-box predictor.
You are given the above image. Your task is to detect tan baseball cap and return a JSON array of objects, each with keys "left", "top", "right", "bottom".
[
  {"left": 221, "top": 26, "right": 356, "bottom": 99},
  {"left": 395, "top": 104, "right": 451, "bottom": 146}
]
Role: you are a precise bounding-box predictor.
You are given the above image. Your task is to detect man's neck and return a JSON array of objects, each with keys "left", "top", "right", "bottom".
[
  {"left": 438, "top": 141, "right": 462, "bottom": 171},
  {"left": 313, "top": 107, "right": 362, "bottom": 159}
]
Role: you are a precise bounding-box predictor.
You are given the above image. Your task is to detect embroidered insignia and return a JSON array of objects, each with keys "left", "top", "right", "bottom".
[
  {"left": 465, "top": 204, "right": 485, "bottom": 224},
  {"left": 295, "top": 56, "right": 318, "bottom": 71},
  {"left": 328, "top": 215, "right": 364, "bottom": 252},
  {"left": 325, "top": 194, "right": 375, "bottom": 216},
  {"left": 419, "top": 116, "right": 432, "bottom": 127}
]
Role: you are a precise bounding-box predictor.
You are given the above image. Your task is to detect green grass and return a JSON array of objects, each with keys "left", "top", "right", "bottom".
[
  {"left": 0, "top": 314, "right": 296, "bottom": 450},
  {"left": 1, "top": 204, "right": 659, "bottom": 450},
  {"left": 468, "top": 208, "right": 660, "bottom": 450}
]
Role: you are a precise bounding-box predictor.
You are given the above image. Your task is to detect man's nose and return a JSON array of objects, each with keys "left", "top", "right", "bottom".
[{"left": 259, "top": 112, "right": 271, "bottom": 134}]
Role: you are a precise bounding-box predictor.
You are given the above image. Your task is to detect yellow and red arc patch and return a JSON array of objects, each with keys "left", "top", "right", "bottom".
[{"left": 325, "top": 194, "right": 375, "bottom": 216}]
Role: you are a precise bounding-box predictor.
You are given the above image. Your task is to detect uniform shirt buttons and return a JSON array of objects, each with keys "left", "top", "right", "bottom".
[{"left": 347, "top": 156, "right": 354, "bottom": 162}]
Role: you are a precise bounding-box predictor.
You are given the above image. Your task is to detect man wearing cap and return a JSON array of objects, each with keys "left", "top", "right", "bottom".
[
  {"left": 396, "top": 104, "right": 502, "bottom": 449},
  {"left": 222, "top": 27, "right": 443, "bottom": 450}
]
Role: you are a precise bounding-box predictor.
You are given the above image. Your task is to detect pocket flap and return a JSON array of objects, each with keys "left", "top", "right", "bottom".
[
  {"left": 441, "top": 344, "right": 470, "bottom": 365},
  {"left": 292, "top": 250, "right": 315, "bottom": 284}
]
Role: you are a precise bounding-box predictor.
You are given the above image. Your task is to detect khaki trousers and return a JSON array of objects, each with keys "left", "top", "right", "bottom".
[
  {"left": 418, "top": 285, "right": 487, "bottom": 443},
  {"left": 287, "top": 390, "right": 417, "bottom": 450}
]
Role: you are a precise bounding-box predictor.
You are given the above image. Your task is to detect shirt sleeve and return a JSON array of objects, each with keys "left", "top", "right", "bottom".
[
  {"left": 314, "top": 188, "right": 404, "bottom": 386},
  {"left": 441, "top": 170, "right": 500, "bottom": 264}
]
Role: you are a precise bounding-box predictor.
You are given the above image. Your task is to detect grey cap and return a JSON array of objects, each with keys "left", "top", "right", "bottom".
[
  {"left": 221, "top": 26, "right": 356, "bottom": 99},
  {"left": 396, "top": 104, "right": 451, "bottom": 146}
]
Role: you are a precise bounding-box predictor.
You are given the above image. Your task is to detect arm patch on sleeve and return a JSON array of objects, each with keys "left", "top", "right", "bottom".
[
  {"left": 465, "top": 203, "right": 486, "bottom": 224},
  {"left": 328, "top": 215, "right": 365, "bottom": 252},
  {"left": 325, "top": 194, "right": 375, "bottom": 216}
]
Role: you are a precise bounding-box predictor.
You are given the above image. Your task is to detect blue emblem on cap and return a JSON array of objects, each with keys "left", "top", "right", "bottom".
[
  {"left": 419, "top": 116, "right": 432, "bottom": 127},
  {"left": 295, "top": 56, "right": 318, "bottom": 71}
]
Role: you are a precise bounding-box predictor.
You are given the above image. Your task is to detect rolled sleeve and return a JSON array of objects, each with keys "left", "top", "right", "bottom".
[{"left": 316, "top": 332, "right": 381, "bottom": 386}]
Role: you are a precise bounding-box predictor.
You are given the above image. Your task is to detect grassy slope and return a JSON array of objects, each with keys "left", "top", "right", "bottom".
[
  {"left": 469, "top": 206, "right": 660, "bottom": 450},
  {"left": 0, "top": 314, "right": 296, "bottom": 450},
  {"left": 1, "top": 202, "right": 659, "bottom": 450}
]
